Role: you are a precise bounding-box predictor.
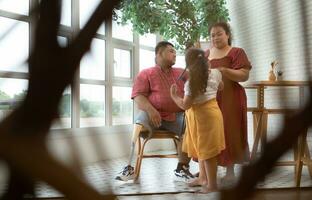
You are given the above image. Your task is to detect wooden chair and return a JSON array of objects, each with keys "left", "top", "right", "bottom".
[{"left": 132, "top": 124, "right": 180, "bottom": 181}]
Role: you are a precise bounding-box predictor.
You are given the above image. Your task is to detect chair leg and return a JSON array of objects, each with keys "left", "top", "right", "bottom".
[
  {"left": 294, "top": 138, "right": 299, "bottom": 175},
  {"left": 134, "top": 138, "right": 148, "bottom": 181},
  {"left": 173, "top": 138, "right": 180, "bottom": 156},
  {"left": 134, "top": 137, "right": 142, "bottom": 181},
  {"left": 173, "top": 139, "right": 178, "bottom": 152},
  {"left": 131, "top": 124, "right": 143, "bottom": 181}
]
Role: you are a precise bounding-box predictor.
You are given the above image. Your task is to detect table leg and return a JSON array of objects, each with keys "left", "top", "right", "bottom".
[
  {"left": 304, "top": 139, "right": 312, "bottom": 178},
  {"left": 295, "top": 129, "right": 307, "bottom": 187},
  {"left": 251, "top": 112, "right": 263, "bottom": 159},
  {"left": 260, "top": 111, "right": 268, "bottom": 153}
]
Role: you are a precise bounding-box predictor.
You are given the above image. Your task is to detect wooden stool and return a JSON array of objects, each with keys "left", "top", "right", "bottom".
[{"left": 133, "top": 127, "right": 180, "bottom": 181}]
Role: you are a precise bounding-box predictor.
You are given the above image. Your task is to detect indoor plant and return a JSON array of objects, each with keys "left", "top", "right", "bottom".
[{"left": 116, "top": 0, "right": 229, "bottom": 50}]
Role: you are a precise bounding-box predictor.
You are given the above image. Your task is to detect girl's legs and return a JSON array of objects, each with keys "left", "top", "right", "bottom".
[
  {"left": 188, "top": 160, "right": 207, "bottom": 187},
  {"left": 200, "top": 156, "right": 218, "bottom": 193}
]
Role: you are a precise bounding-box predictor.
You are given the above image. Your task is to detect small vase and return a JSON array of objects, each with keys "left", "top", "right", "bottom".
[
  {"left": 268, "top": 70, "right": 276, "bottom": 81},
  {"left": 277, "top": 75, "right": 283, "bottom": 81}
]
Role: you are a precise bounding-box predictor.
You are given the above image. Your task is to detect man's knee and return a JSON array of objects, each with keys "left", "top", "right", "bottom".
[{"left": 135, "top": 110, "right": 149, "bottom": 124}]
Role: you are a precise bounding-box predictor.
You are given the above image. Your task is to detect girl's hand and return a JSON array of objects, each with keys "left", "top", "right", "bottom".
[
  {"left": 218, "top": 81, "right": 224, "bottom": 91},
  {"left": 170, "top": 84, "right": 177, "bottom": 97}
]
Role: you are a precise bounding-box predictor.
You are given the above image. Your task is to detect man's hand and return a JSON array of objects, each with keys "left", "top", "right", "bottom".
[
  {"left": 133, "top": 95, "right": 162, "bottom": 127},
  {"left": 147, "top": 107, "right": 161, "bottom": 128}
]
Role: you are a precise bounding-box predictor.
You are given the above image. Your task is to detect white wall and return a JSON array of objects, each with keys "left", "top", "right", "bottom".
[
  {"left": 47, "top": 126, "right": 176, "bottom": 166},
  {"left": 226, "top": 0, "right": 312, "bottom": 146}
]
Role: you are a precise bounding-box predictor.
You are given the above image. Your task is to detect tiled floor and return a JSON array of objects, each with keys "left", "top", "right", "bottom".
[{"left": 29, "top": 151, "right": 312, "bottom": 199}]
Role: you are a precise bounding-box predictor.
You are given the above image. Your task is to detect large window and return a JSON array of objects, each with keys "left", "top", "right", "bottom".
[
  {"left": 173, "top": 55, "right": 186, "bottom": 68},
  {"left": 61, "top": 0, "right": 71, "bottom": 26},
  {"left": 80, "top": 84, "right": 105, "bottom": 128},
  {"left": 0, "top": 17, "right": 29, "bottom": 72},
  {"left": 79, "top": 0, "right": 105, "bottom": 34},
  {"left": 0, "top": 78, "right": 28, "bottom": 121},
  {"left": 139, "top": 49, "right": 155, "bottom": 71},
  {"left": 112, "top": 10, "right": 133, "bottom": 42},
  {"left": 0, "top": 0, "right": 29, "bottom": 15},
  {"left": 113, "top": 48, "right": 131, "bottom": 78},
  {"left": 139, "top": 33, "right": 157, "bottom": 71},
  {"left": 80, "top": 38, "right": 106, "bottom": 80},
  {"left": 112, "top": 86, "right": 133, "bottom": 125},
  {"left": 0, "top": 0, "right": 158, "bottom": 131},
  {"left": 139, "top": 33, "right": 156, "bottom": 47},
  {"left": 52, "top": 87, "right": 72, "bottom": 129}
]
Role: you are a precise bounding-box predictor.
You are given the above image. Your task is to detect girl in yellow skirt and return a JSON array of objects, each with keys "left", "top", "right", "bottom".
[{"left": 170, "top": 48, "right": 225, "bottom": 193}]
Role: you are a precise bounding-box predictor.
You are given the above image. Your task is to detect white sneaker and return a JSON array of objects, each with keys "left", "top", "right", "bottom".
[
  {"left": 174, "top": 165, "right": 195, "bottom": 183},
  {"left": 115, "top": 165, "right": 135, "bottom": 181}
]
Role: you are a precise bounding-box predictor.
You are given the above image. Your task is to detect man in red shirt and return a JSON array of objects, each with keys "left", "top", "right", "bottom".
[{"left": 116, "top": 41, "right": 194, "bottom": 183}]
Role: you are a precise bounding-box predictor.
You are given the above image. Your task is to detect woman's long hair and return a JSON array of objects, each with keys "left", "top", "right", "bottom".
[{"left": 186, "top": 48, "right": 209, "bottom": 99}]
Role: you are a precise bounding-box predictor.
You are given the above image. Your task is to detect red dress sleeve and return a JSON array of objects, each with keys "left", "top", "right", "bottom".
[
  {"left": 131, "top": 69, "right": 150, "bottom": 99},
  {"left": 230, "top": 48, "right": 252, "bottom": 70}
]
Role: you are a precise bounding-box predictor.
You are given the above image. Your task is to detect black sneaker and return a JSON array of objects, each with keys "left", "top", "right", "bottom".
[
  {"left": 115, "top": 165, "right": 135, "bottom": 181},
  {"left": 174, "top": 165, "right": 195, "bottom": 183}
]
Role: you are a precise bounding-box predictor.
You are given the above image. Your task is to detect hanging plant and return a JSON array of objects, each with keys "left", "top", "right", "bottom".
[{"left": 116, "top": 0, "right": 229, "bottom": 51}]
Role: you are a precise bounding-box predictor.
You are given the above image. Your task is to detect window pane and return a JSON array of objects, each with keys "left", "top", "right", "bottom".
[
  {"left": 61, "top": 0, "right": 71, "bottom": 26},
  {"left": 0, "top": 0, "right": 28, "bottom": 15},
  {"left": 0, "top": 78, "right": 28, "bottom": 121},
  {"left": 139, "top": 33, "right": 156, "bottom": 47},
  {"left": 112, "top": 11, "right": 133, "bottom": 41},
  {"left": 51, "top": 87, "right": 71, "bottom": 129},
  {"left": 112, "top": 86, "right": 133, "bottom": 125},
  {"left": 0, "top": 17, "right": 29, "bottom": 72},
  {"left": 139, "top": 49, "right": 155, "bottom": 71},
  {"left": 112, "top": 21, "right": 133, "bottom": 42},
  {"left": 114, "top": 48, "right": 131, "bottom": 78},
  {"left": 80, "top": 38, "right": 105, "bottom": 80},
  {"left": 80, "top": 84, "right": 105, "bottom": 127},
  {"left": 173, "top": 55, "right": 186, "bottom": 68},
  {"left": 79, "top": 0, "right": 105, "bottom": 34},
  {"left": 57, "top": 36, "right": 67, "bottom": 47}
]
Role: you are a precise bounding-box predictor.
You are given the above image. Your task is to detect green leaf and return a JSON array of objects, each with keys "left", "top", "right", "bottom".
[{"left": 118, "top": 0, "right": 229, "bottom": 51}]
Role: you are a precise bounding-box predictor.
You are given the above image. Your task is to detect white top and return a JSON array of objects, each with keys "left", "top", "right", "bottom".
[{"left": 184, "top": 69, "right": 222, "bottom": 104}]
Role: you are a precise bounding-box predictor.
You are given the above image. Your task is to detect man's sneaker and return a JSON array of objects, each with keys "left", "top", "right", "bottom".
[
  {"left": 174, "top": 165, "right": 195, "bottom": 183},
  {"left": 115, "top": 165, "right": 135, "bottom": 181}
]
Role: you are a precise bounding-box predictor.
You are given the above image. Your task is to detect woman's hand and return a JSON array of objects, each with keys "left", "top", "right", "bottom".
[
  {"left": 218, "top": 67, "right": 250, "bottom": 82},
  {"left": 218, "top": 67, "right": 226, "bottom": 73}
]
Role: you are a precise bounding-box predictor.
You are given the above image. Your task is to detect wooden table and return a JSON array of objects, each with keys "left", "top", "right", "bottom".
[{"left": 245, "top": 81, "right": 312, "bottom": 187}]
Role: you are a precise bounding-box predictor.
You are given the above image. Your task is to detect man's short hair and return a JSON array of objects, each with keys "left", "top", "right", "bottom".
[{"left": 155, "top": 41, "right": 174, "bottom": 55}]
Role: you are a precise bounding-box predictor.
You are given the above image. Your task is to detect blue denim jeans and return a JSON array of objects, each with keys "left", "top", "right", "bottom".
[{"left": 135, "top": 110, "right": 185, "bottom": 138}]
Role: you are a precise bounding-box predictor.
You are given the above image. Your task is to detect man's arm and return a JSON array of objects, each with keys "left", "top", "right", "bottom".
[{"left": 134, "top": 95, "right": 161, "bottom": 127}]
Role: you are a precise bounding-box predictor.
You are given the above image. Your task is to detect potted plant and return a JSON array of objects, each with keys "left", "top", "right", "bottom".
[
  {"left": 116, "top": 0, "right": 229, "bottom": 51},
  {"left": 276, "top": 70, "right": 283, "bottom": 81},
  {"left": 268, "top": 60, "right": 278, "bottom": 81}
]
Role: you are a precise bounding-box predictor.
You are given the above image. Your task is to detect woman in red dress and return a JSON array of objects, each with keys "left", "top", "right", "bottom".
[{"left": 207, "top": 22, "right": 252, "bottom": 181}]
